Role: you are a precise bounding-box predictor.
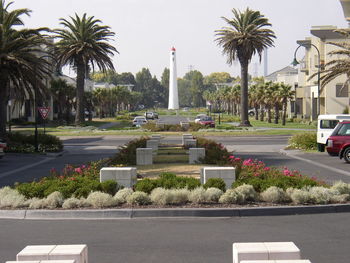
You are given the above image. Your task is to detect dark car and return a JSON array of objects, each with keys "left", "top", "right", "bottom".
[
  {"left": 198, "top": 116, "right": 215, "bottom": 128},
  {"left": 326, "top": 121, "right": 350, "bottom": 162}
]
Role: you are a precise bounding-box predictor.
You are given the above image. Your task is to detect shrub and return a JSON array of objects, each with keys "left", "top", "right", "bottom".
[
  {"left": 170, "top": 189, "right": 190, "bottom": 204},
  {"left": 260, "top": 186, "right": 289, "bottom": 203},
  {"left": 109, "top": 137, "right": 148, "bottom": 165},
  {"left": 287, "top": 133, "right": 317, "bottom": 151},
  {"left": 197, "top": 137, "right": 230, "bottom": 165},
  {"left": 134, "top": 173, "right": 200, "bottom": 194},
  {"left": 189, "top": 187, "right": 207, "bottom": 204},
  {"left": 331, "top": 181, "right": 350, "bottom": 195},
  {"left": 28, "top": 198, "right": 47, "bottom": 209},
  {"left": 45, "top": 191, "right": 64, "bottom": 208},
  {"left": 150, "top": 188, "right": 173, "bottom": 205},
  {"left": 0, "top": 187, "right": 27, "bottom": 208},
  {"left": 203, "top": 178, "right": 226, "bottom": 192},
  {"left": 114, "top": 188, "right": 134, "bottom": 204},
  {"left": 62, "top": 197, "right": 83, "bottom": 209},
  {"left": 86, "top": 191, "right": 116, "bottom": 208},
  {"left": 309, "top": 187, "right": 334, "bottom": 204},
  {"left": 126, "top": 191, "right": 151, "bottom": 205},
  {"left": 219, "top": 189, "right": 244, "bottom": 204},
  {"left": 205, "top": 187, "right": 223, "bottom": 203},
  {"left": 288, "top": 188, "right": 312, "bottom": 204},
  {"left": 234, "top": 184, "right": 258, "bottom": 202},
  {"left": 6, "top": 132, "right": 63, "bottom": 153}
]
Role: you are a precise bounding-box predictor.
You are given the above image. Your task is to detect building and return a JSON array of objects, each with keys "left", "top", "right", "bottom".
[{"left": 295, "top": 25, "right": 348, "bottom": 120}]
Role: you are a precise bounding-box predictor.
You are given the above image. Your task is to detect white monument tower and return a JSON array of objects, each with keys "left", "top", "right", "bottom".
[{"left": 168, "top": 47, "right": 179, "bottom": 110}]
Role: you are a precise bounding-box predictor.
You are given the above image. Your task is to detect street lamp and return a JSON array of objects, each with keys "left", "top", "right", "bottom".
[{"left": 292, "top": 43, "right": 321, "bottom": 117}]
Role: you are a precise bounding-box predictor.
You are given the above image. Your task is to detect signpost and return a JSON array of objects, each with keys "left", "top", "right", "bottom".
[{"left": 38, "top": 107, "right": 50, "bottom": 134}]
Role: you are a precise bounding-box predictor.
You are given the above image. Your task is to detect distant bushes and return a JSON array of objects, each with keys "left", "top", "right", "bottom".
[{"left": 287, "top": 133, "right": 317, "bottom": 151}]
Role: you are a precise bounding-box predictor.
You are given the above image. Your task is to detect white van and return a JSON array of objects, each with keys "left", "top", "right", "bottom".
[{"left": 317, "top": 114, "right": 350, "bottom": 151}]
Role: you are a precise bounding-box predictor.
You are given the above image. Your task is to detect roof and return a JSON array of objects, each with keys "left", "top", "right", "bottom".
[{"left": 265, "top": 66, "right": 298, "bottom": 81}]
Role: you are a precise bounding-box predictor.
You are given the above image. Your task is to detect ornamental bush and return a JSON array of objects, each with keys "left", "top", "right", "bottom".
[
  {"left": 109, "top": 137, "right": 148, "bottom": 165},
  {"left": 126, "top": 191, "right": 151, "bottom": 205},
  {"left": 114, "top": 188, "right": 134, "bottom": 204},
  {"left": 196, "top": 137, "right": 230, "bottom": 165},
  {"left": 205, "top": 187, "right": 223, "bottom": 203},
  {"left": 86, "top": 191, "right": 117, "bottom": 208},
  {"left": 0, "top": 187, "right": 27, "bottom": 208},
  {"left": 150, "top": 188, "right": 173, "bottom": 205},
  {"left": 45, "top": 191, "right": 64, "bottom": 208},
  {"left": 260, "top": 186, "right": 289, "bottom": 203}
]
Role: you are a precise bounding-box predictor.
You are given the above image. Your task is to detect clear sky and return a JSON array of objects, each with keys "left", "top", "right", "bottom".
[{"left": 12, "top": 0, "right": 348, "bottom": 79}]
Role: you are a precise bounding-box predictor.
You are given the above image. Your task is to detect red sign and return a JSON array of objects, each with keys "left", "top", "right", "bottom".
[{"left": 38, "top": 107, "right": 50, "bottom": 120}]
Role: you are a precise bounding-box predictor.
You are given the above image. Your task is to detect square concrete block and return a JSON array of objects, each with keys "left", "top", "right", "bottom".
[
  {"left": 7, "top": 261, "right": 41, "bottom": 263},
  {"left": 184, "top": 139, "right": 197, "bottom": 148},
  {"left": 274, "top": 261, "right": 311, "bottom": 263},
  {"left": 100, "top": 167, "right": 137, "bottom": 188},
  {"left": 189, "top": 148, "right": 205, "bottom": 164},
  {"left": 233, "top": 242, "right": 268, "bottom": 263},
  {"left": 136, "top": 148, "right": 153, "bottom": 165},
  {"left": 41, "top": 261, "right": 76, "bottom": 263},
  {"left": 48, "top": 245, "right": 87, "bottom": 263},
  {"left": 182, "top": 134, "right": 193, "bottom": 145},
  {"left": 146, "top": 140, "right": 159, "bottom": 151},
  {"left": 201, "top": 167, "right": 235, "bottom": 188},
  {"left": 17, "top": 245, "right": 56, "bottom": 261},
  {"left": 264, "top": 242, "right": 301, "bottom": 260}
]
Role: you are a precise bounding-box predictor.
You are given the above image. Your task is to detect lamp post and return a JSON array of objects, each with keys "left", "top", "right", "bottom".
[{"left": 292, "top": 44, "right": 321, "bottom": 117}]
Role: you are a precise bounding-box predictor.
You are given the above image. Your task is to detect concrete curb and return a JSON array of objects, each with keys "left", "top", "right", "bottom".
[{"left": 1, "top": 204, "right": 350, "bottom": 220}]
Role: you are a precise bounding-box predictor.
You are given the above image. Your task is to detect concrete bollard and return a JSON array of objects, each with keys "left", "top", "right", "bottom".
[
  {"left": 100, "top": 167, "right": 137, "bottom": 188},
  {"left": 200, "top": 167, "right": 235, "bottom": 188},
  {"left": 146, "top": 139, "right": 159, "bottom": 151},
  {"left": 182, "top": 134, "right": 193, "bottom": 145},
  {"left": 189, "top": 148, "right": 205, "bottom": 164},
  {"left": 232, "top": 242, "right": 301, "bottom": 263},
  {"left": 184, "top": 139, "right": 197, "bottom": 148},
  {"left": 136, "top": 148, "right": 153, "bottom": 165}
]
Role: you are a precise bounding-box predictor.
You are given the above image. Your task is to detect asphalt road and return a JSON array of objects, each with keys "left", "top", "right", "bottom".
[
  {"left": 1, "top": 135, "right": 350, "bottom": 186},
  {"left": 1, "top": 213, "right": 349, "bottom": 263}
]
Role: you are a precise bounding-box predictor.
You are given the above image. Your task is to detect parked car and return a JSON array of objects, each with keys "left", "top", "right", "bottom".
[
  {"left": 194, "top": 114, "right": 207, "bottom": 123},
  {"left": 0, "top": 138, "right": 7, "bottom": 159},
  {"left": 326, "top": 121, "right": 350, "bottom": 162},
  {"left": 132, "top": 116, "right": 148, "bottom": 126},
  {"left": 198, "top": 116, "right": 215, "bottom": 128},
  {"left": 144, "top": 112, "right": 159, "bottom": 120},
  {"left": 317, "top": 114, "right": 350, "bottom": 152}
]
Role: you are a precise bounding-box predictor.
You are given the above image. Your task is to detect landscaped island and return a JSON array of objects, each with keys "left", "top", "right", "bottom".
[{"left": 1, "top": 135, "right": 349, "bottom": 210}]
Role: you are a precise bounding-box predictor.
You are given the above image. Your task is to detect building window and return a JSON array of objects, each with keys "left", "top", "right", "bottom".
[
  {"left": 291, "top": 101, "right": 295, "bottom": 113},
  {"left": 296, "top": 98, "right": 303, "bottom": 114},
  {"left": 336, "top": 84, "right": 348, "bottom": 97}
]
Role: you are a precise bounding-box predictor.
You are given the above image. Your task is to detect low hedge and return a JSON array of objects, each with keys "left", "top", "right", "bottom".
[
  {"left": 196, "top": 137, "right": 230, "bottom": 165},
  {"left": 5, "top": 132, "right": 63, "bottom": 153},
  {"left": 142, "top": 122, "right": 203, "bottom": 132},
  {"left": 135, "top": 172, "right": 200, "bottom": 194},
  {"left": 109, "top": 137, "right": 148, "bottom": 165},
  {"left": 287, "top": 132, "right": 317, "bottom": 151}
]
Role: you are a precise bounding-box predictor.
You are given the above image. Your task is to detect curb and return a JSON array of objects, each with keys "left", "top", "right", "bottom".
[{"left": 1, "top": 204, "right": 350, "bottom": 220}]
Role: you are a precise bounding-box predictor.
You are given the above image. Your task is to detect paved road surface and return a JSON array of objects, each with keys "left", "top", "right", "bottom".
[{"left": 1, "top": 213, "right": 349, "bottom": 263}]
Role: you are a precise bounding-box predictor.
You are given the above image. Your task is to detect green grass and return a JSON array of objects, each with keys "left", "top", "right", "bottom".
[
  {"left": 249, "top": 119, "right": 316, "bottom": 129},
  {"left": 158, "top": 147, "right": 187, "bottom": 155},
  {"left": 154, "top": 154, "right": 189, "bottom": 163}
]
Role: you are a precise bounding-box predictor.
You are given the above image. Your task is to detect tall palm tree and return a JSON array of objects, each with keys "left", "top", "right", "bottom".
[
  {"left": 278, "top": 83, "right": 295, "bottom": 126},
  {"left": 54, "top": 13, "right": 117, "bottom": 126},
  {"left": 215, "top": 8, "right": 276, "bottom": 126}
]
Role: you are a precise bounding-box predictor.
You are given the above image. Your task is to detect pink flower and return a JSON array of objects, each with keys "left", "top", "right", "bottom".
[
  {"left": 254, "top": 173, "right": 260, "bottom": 177},
  {"left": 234, "top": 158, "right": 241, "bottom": 162},
  {"left": 264, "top": 167, "right": 270, "bottom": 171},
  {"left": 229, "top": 155, "right": 235, "bottom": 159},
  {"left": 243, "top": 159, "right": 253, "bottom": 166},
  {"left": 283, "top": 169, "right": 291, "bottom": 176},
  {"left": 74, "top": 167, "right": 82, "bottom": 174}
]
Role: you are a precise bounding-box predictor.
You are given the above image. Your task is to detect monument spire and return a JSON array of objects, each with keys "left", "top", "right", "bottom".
[{"left": 168, "top": 47, "right": 179, "bottom": 110}]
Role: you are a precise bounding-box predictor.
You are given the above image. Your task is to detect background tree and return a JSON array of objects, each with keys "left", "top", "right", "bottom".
[
  {"left": 215, "top": 8, "right": 276, "bottom": 126},
  {"left": 0, "top": 0, "right": 52, "bottom": 137},
  {"left": 54, "top": 13, "right": 117, "bottom": 126}
]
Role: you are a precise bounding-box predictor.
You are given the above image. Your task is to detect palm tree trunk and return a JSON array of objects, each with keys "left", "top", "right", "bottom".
[
  {"left": 75, "top": 60, "right": 85, "bottom": 126},
  {"left": 0, "top": 85, "right": 8, "bottom": 138},
  {"left": 254, "top": 105, "right": 259, "bottom": 120},
  {"left": 259, "top": 105, "right": 264, "bottom": 121},
  {"left": 239, "top": 60, "right": 251, "bottom": 126},
  {"left": 267, "top": 107, "right": 272, "bottom": 123},
  {"left": 282, "top": 102, "right": 287, "bottom": 126},
  {"left": 274, "top": 103, "right": 279, "bottom": 124}
]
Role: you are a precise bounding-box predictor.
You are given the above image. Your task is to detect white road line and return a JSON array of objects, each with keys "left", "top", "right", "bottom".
[{"left": 0, "top": 158, "right": 53, "bottom": 178}]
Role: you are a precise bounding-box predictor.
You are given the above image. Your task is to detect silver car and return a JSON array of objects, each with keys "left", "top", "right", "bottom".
[{"left": 132, "top": 116, "right": 148, "bottom": 127}]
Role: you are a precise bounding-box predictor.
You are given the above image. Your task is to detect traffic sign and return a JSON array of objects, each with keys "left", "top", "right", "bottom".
[{"left": 38, "top": 107, "right": 50, "bottom": 120}]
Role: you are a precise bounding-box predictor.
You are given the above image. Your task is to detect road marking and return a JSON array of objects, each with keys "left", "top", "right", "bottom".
[
  {"left": 280, "top": 150, "right": 350, "bottom": 177},
  {"left": 0, "top": 158, "right": 53, "bottom": 178}
]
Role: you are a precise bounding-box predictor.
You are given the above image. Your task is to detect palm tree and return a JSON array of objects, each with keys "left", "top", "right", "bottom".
[
  {"left": 215, "top": 8, "right": 276, "bottom": 126},
  {"left": 0, "top": 0, "right": 52, "bottom": 138},
  {"left": 54, "top": 13, "right": 117, "bottom": 126},
  {"left": 278, "top": 83, "right": 295, "bottom": 126}
]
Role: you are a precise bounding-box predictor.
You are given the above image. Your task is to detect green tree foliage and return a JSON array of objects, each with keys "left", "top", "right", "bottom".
[
  {"left": 0, "top": 0, "right": 52, "bottom": 137},
  {"left": 54, "top": 13, "right": 117, "bottom": 126},
  {"left": 215, "top": 8, "right": 276, "bottom": 126}
]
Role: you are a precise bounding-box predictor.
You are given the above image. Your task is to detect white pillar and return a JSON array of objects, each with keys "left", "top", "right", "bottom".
[{"left": 168, "top": 47, "right": 179, "bottom": 110}]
